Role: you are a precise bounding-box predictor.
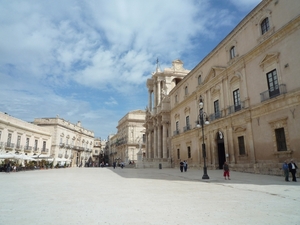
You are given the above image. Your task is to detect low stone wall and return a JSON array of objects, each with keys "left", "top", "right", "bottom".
[{"left": 136, "top": 158, "right": 171, "bottom": 169}]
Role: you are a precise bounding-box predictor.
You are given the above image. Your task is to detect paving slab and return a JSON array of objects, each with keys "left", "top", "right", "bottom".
[{"left": 0, "top": 167, "right": 299, "bottom": 225}]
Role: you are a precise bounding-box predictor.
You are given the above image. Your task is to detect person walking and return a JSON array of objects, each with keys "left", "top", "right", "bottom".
[
  {"left": 179, "top": 160, "right": 184, "bottom": 172},
  {"left": 288, "top": 159, "right": 298, "bottom": 182},
  {"left": 184, "top": 160, "right": 188, "bottom": 172},
  {"left": 223, "top": 161, "right": 230, "bottom": 180},
  {"left": 113, "top": 161, "right": 116, "bottom": 169},
  {"left": 282, "top": 160, "right": 290, "bottom": 181}
]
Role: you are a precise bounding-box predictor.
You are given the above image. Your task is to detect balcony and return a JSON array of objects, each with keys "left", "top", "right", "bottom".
[
  {"left": 58, "top": 153, "right": 63, "bottom": 158},
  {"left": 227, "top": 101, "right": 245, "bottom": 115},
  {"left": 260, "top": 84, "right": 286, "bottom": 102},
  {"left": 41, "top": 148, "right": 49, "bottom": 154},
  {"left": 33, "top": 147, "right": 39, "bottom": 153},
  {"left": 183, "top": 125, "right": 191, "bottom": 132},
  {"left": 59, "top": 143, "right": 65, "bottom": 148},
  {"left": 65, "top": 144, "right": 70, "bottom": 149},
  {"left": 209, "top": 111, "right": 222, "bottom": 122},
  {"left": 5, "top": 142, "right": 14, "bottom": 151},
  {"left": 24, "top": 146, "right": 32, "bottom": 153},
  {"left": 70, "top": 154, "right": 74, "bottom": 159},
  {"left": 173, "top": 130, "right": 180, "bottom": 136},
  {"left": 64, "top": 154, "right": 69, "bottom": 158},
  {"left": 15, "top": 145, "right": 23, "bottom": 151}
]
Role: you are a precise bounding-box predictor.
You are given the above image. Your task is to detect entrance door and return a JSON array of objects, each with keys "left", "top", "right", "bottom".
[{"left": 217, "top": 143, "right": 226, "bottom": 169}]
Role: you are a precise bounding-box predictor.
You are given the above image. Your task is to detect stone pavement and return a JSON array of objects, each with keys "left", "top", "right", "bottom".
[{"left": 0, "top": 167, "right": 299, "bottom": 225}]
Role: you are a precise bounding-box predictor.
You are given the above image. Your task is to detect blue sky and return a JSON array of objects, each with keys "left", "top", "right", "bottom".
[{"left": 0, "top": 0, "right": 261, "bottom": 139}]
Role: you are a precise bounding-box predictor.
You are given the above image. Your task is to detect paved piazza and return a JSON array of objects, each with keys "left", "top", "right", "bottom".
[{"left": 1, "top": 167, "right": 300, "bottom": 225}]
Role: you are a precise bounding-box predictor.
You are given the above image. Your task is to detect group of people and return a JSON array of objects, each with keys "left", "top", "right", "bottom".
[
  {"left": 179, "top": 160, "right": 188, "bottom": 172},
  {"left": 179, "top": 159, "right": 298, "bottom": 182},
  {"left": 282, "top": 159, "right": 298, "bottom": 182}
]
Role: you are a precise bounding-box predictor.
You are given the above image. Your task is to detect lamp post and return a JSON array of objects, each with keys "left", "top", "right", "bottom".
[{"left": 198, "top": 95, "right": 210, "bottom": 179}]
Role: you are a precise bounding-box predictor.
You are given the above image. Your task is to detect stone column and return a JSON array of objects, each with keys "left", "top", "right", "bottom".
[
  {"left": 154, "top": 124, "right": 157, "bottom": 158},
  {"left": 157, "top": 80, "right": 161, "bottom": 105},
  {"left": 162, "top": 122, "right": 168, "bottom": 159},
  {"left": 148, "top": 90, "right": 152, "bottom": 111},
  {"left": 148, "top": 132, "right": 151, "bottom": 159},
  {"left": 157, "top": 121, "right": 161, "bottom": 158}
]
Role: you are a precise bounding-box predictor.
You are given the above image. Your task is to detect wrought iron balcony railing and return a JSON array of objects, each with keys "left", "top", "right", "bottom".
[{"left": 260, "top": 84, "right": 286, "bottom": 102}]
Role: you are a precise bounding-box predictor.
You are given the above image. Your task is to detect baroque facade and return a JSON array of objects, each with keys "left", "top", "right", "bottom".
[
  {"left": 144, "top": 60, "right": 190, "bottom": 168},
  {"left": 0, "top": 112, "right": 52, "bottom": 158},
  {"left": 33, "top": 117, "right": 94, "bottom": 167},
  {"left": 145, "top": 0, "right": 300, "bottom": 175},
  {"left": 112, "top": 110, "right": 146, "bottom": 165}
]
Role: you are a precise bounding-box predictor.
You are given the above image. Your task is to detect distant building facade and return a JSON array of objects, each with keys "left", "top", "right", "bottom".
[
  {"left": 0, "top": 112, "right": 52, "bottom": 158},
  {"left": 33, "top": 117, "right": 94, "bottom": 167},
  {"left": 114, "top": 110, "right": 146, "bottom": 165}
]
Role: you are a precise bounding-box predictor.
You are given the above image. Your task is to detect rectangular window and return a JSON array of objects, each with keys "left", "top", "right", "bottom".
[
  {"left": 238, "top": 136, "right": 246, "bottom": 155},
  {"left": 186, "top": 116, "right": 190, "bottom": 130},
  {"left": 176, "top": 121, "right": 179, "bottom": 132},
  {"left": 26, "top": 137, "right": 29, "bottom": 147},
  {"left": 187, "top": 146, "right": 191, "bottom": 158},
  {"left": 233, "top": 89, "right": 241, "bottom": 111},
  {"left": 275, "top": 128, "right": 287, "bottom": 151},
  {"left": 230, "top": 46, "right": 235, "bottom": 59},
  {"left": 198, "top": 75, "right": 202, "bottom": 85},
  {"left": 7, "top": 133, "right": 12, "bottom": 144},
  {"left": 43, "top": 141, "right": 46, "bottom": 151},
  {"left": 267, "top": 69, "right": 279, "bottom": 98},
  {"left": 214, "top": 100, "right": 220, "bottom": 119},
  {"left": 177, "top": 149, "right": 180, "bottom": 159},
  {"left": 34, "top": 140, "right": 38, "bottom": 151},
  {"left": 261, "top": 17, "right": 269, "bottom": 35},
  {"left": 17, "top": 135, "right": 21, "bottom": 148}
]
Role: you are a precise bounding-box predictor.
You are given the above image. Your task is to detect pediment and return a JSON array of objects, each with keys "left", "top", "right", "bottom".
[
  {"left": 203, "top": 66, "right": 226, "bottom": 83},
  {"left": 259, "top": 52, "right": 279, "bottom": 69},
  {"left": 233, "top": 126, "right": 246, "bottom": 132}
]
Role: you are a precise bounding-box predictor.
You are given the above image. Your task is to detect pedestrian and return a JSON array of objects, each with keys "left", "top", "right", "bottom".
[
  {"left": 179, "top": 160, "right": 184, "bottom": 172},
  {"left": 288, "top": 159, "right": 298, "bottom": 182},
  {"left": 184, "top": 160, "right": 188, "bottom": 172},
  {"left": 223, "top": 161, "right": 230, "bottom": 180},
  {"left": 282, "top": 160, "right": 289, "bottom": 181}
]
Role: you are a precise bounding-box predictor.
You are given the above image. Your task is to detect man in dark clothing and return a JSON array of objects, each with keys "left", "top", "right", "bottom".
[
  {"left": 179, "top": 161, "right": 184, "bottom": 172},
  {"left": 288, "top": 159, "right": 298, "bottom": 182}
]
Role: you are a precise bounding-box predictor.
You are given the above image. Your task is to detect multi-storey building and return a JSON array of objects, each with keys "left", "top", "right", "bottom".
[
  {"left": 0, "top": 112, "right": 52, "bottom": 158},
  {"left": 144, "top": 0, "right": 300, "bottom": 175},
  {"left": 33, "top": 117, "right": 94, "bottom": 167},
  {"left": 168, "top": 0, "right": 300, "bottom": 175},
  {"left": 115, "top": 110, "right": 146, "bottom": 164},
  {"left": 144, "top": 60, "right": 190, "bottom": 168},
  {"left": 107, "top": 134, "right": 117, "bottom": 165}
]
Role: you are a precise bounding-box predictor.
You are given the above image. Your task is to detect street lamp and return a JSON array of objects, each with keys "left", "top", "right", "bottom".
[{"left": 197, "top": 95, "right": 210, "bottom": 179}]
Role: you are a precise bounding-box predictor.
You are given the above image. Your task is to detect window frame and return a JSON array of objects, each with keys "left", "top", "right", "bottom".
[
  {"left": 238, "top": 136, "right": 246, "bottom": 155},
  {"left": 261, "top": 17, "right": 270, "bottom": 35}
]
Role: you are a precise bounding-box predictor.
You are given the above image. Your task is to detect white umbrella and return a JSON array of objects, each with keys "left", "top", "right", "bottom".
[{"left": 0, "top": 153, "right": 18, "bottom": 159}]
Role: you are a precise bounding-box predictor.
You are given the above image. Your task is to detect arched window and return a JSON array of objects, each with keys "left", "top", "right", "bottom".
[
  {"left": 185, "top": 86, "right": 188, "bottom": 95},
  {"left": 261, "top": 17, "right": 269, "bottom": 35}
]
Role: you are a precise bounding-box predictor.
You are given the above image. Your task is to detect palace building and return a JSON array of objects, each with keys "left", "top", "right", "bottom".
[{"left": 144, "top": 0, "right": 300, "bottom": 175}]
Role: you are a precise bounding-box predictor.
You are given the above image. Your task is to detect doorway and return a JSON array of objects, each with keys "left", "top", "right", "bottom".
[{"left": 217, "top": 132, "right": 225, "bottom": 169}]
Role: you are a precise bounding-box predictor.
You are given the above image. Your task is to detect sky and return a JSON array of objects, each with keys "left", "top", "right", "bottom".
[{"left": 0, "top": 0, "right": 262, "bottom": 140}]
